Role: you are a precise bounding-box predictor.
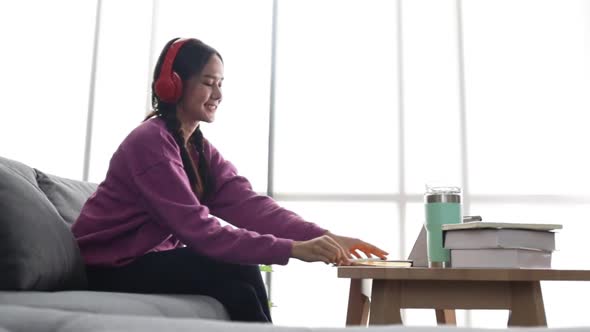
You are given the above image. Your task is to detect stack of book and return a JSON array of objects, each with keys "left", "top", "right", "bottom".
[{"left": 442, "top": 221, "right": 562, "bottom": 269}]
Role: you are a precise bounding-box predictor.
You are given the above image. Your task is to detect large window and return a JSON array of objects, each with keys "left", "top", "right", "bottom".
[
  {"left": 462, "top": 0, "right": 590, "bottom": 327},
  {"left": 88, "top": 0, "right": 154, "bottom": 182},
  {"left": 0, "top": 0, "right": 97, "bottom": 179},
  {"left": 403, "top": 0, "right": 463, "bottom": 193},
  {"left": 274, "top": 0, "right": 400, "bottom": 195},
  {"left": 463, "top": 0, "right": 590, "bottom": 196},
  {"left": 272, "top": 3, "right": 401, "bottom": 325}
]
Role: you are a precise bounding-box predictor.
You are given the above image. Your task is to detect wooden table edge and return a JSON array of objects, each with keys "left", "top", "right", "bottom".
[{"left": 337, "top": 267, "right": 590, "bottom": 281}]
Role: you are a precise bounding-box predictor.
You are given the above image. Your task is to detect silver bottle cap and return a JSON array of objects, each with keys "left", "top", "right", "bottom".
[{"left": 424, "top": 186, "right": 461, "bottom": 203}]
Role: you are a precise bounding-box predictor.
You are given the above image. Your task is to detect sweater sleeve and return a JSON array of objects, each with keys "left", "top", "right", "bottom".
[
  {"left": 204, "top": 141, "right": 327, "bottom": 241},
  {"left": 124, "top": 134, "right": 294, "bottom": 265}
]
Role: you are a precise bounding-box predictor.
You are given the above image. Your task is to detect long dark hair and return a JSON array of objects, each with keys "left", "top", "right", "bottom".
[{"left": 145, "top": 38, "right": 223, "bottom": 200}]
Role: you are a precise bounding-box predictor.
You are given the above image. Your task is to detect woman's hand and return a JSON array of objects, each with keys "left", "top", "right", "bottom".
[
  {"left": 325, "top": 231, "right": 389, "bottom": 260},
  {"left": 291, "top": 235, "right": 352, "bottom": 265}
]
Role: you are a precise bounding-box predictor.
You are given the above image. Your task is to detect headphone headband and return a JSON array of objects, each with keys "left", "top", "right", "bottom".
[{"left": 154, "top": 38, "right": 192, "bottom": 103}]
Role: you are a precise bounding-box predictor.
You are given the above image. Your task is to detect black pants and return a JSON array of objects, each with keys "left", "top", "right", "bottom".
[{"left": 86, "top": 247, "right": 271, "bottom": 322}]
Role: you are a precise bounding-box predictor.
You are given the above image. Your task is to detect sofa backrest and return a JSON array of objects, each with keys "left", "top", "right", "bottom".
[{"left": 0, "top": 156, "right": 97, "bottom": 291}]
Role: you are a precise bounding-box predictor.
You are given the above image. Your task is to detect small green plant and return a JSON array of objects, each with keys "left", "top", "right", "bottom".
[
  {"left": 259, "top": 265, "right": 275, "bottom": 309},
  {"left": 259, "top": 264, "right": 274, "bottom": 273}
]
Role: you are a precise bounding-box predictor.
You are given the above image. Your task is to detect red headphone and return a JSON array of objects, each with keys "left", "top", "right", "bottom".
[{"left": 154, "top": 38, "right": 191, "bottom": 103}]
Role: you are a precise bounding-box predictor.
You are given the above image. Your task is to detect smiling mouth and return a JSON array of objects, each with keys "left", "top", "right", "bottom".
[{"left": 205, "top": 104, "right": 217, "bottom": 111}]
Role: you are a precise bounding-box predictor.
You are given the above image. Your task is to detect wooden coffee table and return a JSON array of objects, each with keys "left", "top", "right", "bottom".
[{"left": 338, "top": 266, "right": 590, "bottom": 327}]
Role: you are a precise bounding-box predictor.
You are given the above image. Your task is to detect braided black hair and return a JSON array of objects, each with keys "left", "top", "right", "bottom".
[{"left": 144, "top": 38, "right": 222, "bottom": 200}]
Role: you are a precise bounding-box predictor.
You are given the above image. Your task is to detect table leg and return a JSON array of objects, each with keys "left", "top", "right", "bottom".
[
  {"left": 360, "top": 295, "right": 370, "bottom": 325},
  {"left": 346, "top": 279, "right": 364, "bottom": 326},
  {"left": 435, "top": 309, "right": 457, "bottom": 325},
  {"left": 507, "top": 281, "right": 547, "bottom": 327},
  {"left": 369, "top": 280, "right": 403, "bottom": 325}
]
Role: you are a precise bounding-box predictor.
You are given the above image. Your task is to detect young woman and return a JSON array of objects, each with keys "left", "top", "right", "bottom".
[{"left": 72, "top": 37, "right": 388, "bottom": 323}]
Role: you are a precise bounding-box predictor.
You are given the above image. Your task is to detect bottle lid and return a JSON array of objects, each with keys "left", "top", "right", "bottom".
[
  {"left": 424, "top": 185, "right": 461, "bottom": 203},
  {"left": 425, "top": 185, "right": 461, "bottom": 195}
]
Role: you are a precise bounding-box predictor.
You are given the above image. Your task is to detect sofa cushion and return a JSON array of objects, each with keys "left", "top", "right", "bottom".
[
  {"left": 35, "top": 170, "right": 97, "bottom": 227},
  {"left": 0, "top": 291, "right": 229, "bottom": 320},
  {"left": 0, "top": 306, "right": 288, "bottom": 332},
  {"left": 0, "top": 156, "right": 87, "bottom": 291}
]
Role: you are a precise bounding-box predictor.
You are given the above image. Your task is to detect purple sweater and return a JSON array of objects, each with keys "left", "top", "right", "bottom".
[{"left": 72, "top": 118, "right": 326, "bottom": 267}]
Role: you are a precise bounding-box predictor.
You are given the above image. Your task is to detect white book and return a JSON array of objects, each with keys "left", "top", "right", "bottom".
[
  {"left": 349, "top": 258, "right": 413, "bottom": 268},
  {"left": 443, "top": 228, "right": 555, "bottom": 251},
  {"left": 441, "top": 221, "right": 562, "bottom": 231},
  {"left": 450, "top": 248, "right": 552, "bottom": 269}
]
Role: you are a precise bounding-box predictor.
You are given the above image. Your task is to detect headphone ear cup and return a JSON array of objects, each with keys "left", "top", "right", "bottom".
[
  {"left": 155, "top": 71, "right": 183, "bottom": 103},
  {"left": 154, "top": 38, "right": 191, "bottom": 103},
  {"left": 169, "top": 71, "right": 183, "bottom": 102}
]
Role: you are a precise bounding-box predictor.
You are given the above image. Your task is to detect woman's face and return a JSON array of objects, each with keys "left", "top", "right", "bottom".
[{"left": 177, "top": 54, "right": 224, "bottom": 125}]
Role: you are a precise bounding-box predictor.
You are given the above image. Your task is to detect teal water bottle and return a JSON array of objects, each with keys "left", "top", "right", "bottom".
[{"left": 424, "top": 186, "right": 462, "bottom": 268}]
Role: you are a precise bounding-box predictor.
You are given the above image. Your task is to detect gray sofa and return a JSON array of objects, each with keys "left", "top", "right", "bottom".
[
  {"left": 1, "top": 305, "right": 590, "bottom": 332},
  {"left": 0, "top": 155, "right": 229, "bottom": 320}
]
